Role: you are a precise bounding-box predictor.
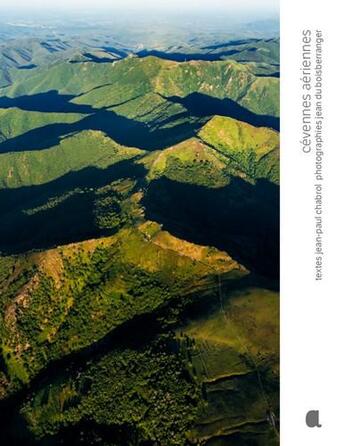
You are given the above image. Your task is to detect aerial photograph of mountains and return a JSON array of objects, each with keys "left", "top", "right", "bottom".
[{"left": 0, "top": 0, "right": 279, "bottom": 444}]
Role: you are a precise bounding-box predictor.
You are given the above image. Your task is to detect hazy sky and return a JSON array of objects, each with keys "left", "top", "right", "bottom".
[{"left": 0, "top": 0, "right": 278, "bottom": 14}]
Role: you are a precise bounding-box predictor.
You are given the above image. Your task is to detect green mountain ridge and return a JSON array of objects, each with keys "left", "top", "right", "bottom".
[{"left": 1, "top": 56, "right": 279, "bottom": 118}]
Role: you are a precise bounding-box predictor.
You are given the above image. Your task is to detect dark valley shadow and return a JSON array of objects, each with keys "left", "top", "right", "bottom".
[
  {"left": 163, "top": 93, "right": 280, "bottom": 131},
  {"left": 0, "top": 106, "right": 206, "bottom": 153},
  {"left": 17, "top": 64, "right": 37, "bottom": 70},
  {"left": 82, "top": 52, "right": 120, "bottom": 63},
  {"left": 0, "top": 159, "right": 147, "bottom": 254},
  {"left": 142, "top": 177, "right": 279, "bottom": 278},
  {"left": 255, "top": 71, "right": 280, "bottom": 78},
  {"left": 137, "top": 49, "right": 240, "bottom": 62},
  {"left": 201, "top": 38, "right": 262, "bottom": 50},
  {"left": 0, "top": 90, "right": 96, "bottom": 114},
  {"left": 101, "top": 46, "right": 129, "bottom": 58}
]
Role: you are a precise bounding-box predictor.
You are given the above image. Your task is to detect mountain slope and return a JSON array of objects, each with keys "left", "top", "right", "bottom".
[
  {"left": 198, "top": 115, "right": 279, "bottom": 183},
  {"left": 0, "top": 223, "right": 246, "bottom": 395}
]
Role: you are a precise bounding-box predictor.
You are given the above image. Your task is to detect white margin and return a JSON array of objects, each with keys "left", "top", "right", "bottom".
[{"left": 281, "top": 0, "right": 345, "bottom": 444}]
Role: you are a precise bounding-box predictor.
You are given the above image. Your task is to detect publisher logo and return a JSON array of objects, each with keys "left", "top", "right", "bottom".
[{"left": 306, "top": 410, "right": 322, "bottom": 428}]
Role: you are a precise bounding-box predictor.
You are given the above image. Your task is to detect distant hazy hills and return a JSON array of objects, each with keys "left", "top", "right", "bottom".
[
  {"left": 0, "top": 36, "right": 279, "bottom": 88},
  {"left": 0, "top": 37, "right": 129, "bottom": 87}
]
